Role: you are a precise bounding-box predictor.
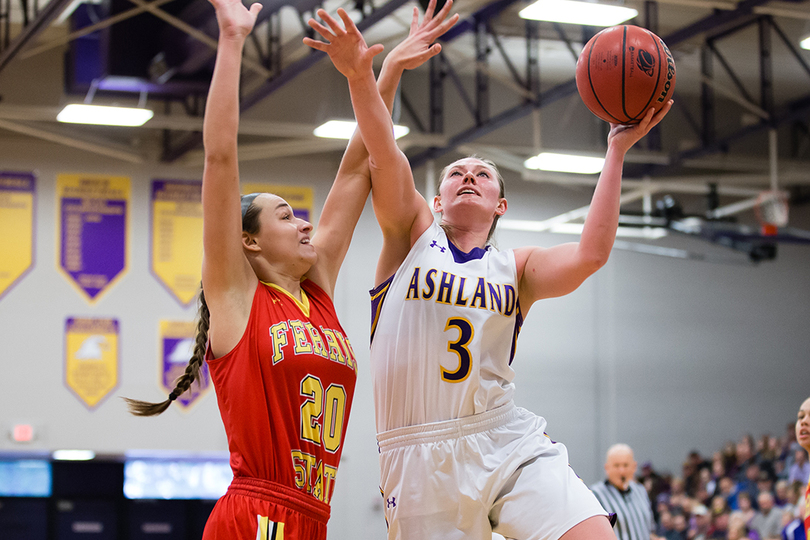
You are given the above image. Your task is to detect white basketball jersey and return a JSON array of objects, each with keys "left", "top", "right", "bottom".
[{"left": 369, "top": 221, "right": 523, "bottom": 434}]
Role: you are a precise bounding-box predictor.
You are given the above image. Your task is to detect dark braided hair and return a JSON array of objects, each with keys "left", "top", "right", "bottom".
[
  {"left": 124, "top": 194, "right": 264, "bottom": 416},
  {"left": 124, "top": 289, "right": 210, "bottom": 416}
]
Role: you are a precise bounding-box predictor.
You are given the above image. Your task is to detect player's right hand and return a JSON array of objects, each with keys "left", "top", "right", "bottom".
[{"left": 209, "top": 0, "right": 262, "bottom": 41}]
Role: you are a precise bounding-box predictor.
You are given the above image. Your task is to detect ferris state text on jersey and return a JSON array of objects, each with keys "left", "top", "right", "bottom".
[
  {"left": 267, "top": 319, "right": 358, "bottom": 373},
  {"left": 272, "top": 319, "right": 356, "bottom": 505},
  {"left": 403, "top": 267, "right": 517, "bottom": 316}
]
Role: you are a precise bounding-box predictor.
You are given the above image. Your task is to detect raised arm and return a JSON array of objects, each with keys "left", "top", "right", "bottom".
[
  {"left": 515, "top": 101, "right": 673, "bottom": 312},
  {"left": 303, "top": 6, "right": 441, "bottom": 297},
  {"left": 304, "top": 1, "right": 458, "bottom": 284},
  {"left": 201, "top": 0, "right": 262, "bottom": 355}
]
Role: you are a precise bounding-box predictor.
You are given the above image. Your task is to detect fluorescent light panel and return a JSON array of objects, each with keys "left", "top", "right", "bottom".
[
  {"left": 314, "top": 120, "right": 409, "bottom": 140},
  {"left": 801, "top": 36, "right": 810, "bottom": 50},
  {"left": 524, "top": 152, "right": 605, "bottom": 174},
  {"left": 57, "top": 104, "right": 154, "bottom": 127},
  {"left": 519, "top": 0, "right": 638, "bottom": 26},
  {"left": 550, "top": 223, "right": 668, "bottom": 239},
  {"left": 52, "top": 449, "right": 96, "bottom": 461},
  {"left": 499, "top": 219, "right": 667, "bottom": 239}
]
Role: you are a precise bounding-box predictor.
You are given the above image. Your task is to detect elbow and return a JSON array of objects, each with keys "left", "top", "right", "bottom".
[
  {"left": 203, "top": 150, "right": 235, "bottom": 168},
  {"left": 368, "top": 147, "right": 406, "bottom": 174},
  {"left": 580, "top": 248, "right": 610, "bottom": 275}
]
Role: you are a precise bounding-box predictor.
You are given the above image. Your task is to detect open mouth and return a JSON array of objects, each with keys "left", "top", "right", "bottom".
[{"left": 458, "top": 188, "right": 478, "bottom": 196}]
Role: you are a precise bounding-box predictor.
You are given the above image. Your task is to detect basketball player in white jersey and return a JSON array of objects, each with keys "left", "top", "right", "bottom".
[{"left": 306, "top": 6, "right": 672, "bottom": 540}]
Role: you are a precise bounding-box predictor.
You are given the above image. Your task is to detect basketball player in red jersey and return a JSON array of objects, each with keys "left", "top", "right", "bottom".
[
  {"left": 124, "top": 0, "right": 457, "bottom": 538},
  {"left": 797, "top": 396, "right": 810, "bottom": 539}
]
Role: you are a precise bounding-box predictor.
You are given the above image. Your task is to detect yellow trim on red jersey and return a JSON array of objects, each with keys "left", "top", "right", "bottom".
[{"left": 262, "top": 281, "right": 310, "bottom": 317}]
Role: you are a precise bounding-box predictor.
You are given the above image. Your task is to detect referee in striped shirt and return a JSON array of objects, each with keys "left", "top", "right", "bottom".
[{"left": 590, "top": 444, "right": 659, "bottom": 540}]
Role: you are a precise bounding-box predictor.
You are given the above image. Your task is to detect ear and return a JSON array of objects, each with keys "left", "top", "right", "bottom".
[
  {"left": 495, "top": 197, "right": 507, "bottom": 216},
  {"left": 242, "top": 231, "right": 261, "bottom": 253},
  {"left": 432, "top": 195, "right": 443, "bottom": 213}
]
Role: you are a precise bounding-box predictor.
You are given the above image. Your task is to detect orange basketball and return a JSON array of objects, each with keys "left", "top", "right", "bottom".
[{"left": 575, "top": 25, "right": 675, "bottom": 125}]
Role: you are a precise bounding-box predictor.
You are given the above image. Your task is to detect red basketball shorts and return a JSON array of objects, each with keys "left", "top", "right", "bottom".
[{"left": 203, "top": 477, "right": 330, "bottom": 540}]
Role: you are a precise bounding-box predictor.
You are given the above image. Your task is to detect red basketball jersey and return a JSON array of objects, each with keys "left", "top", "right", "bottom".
[{"left": 206, "top": 279, "right": 358, "bottom": 507}]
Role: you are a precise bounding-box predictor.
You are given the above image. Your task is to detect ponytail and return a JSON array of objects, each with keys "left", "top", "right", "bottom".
[{"left": 123, "top": 288, "right": 210, "bottom": 416}]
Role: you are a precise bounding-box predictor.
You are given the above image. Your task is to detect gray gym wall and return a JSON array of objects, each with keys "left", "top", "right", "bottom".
[{"left": 0, "top": 34, "right": 809, "bottom": 540}]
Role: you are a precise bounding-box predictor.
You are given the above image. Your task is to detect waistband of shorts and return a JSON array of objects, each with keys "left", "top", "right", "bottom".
[
  {"left": 227, "top": 476, "right": 331, "bottom": 524},
  {"left": 376, "top": 402, "right": 518, "bottom": 450}
]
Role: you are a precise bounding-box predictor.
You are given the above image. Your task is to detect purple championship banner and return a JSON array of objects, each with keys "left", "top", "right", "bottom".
[
  {"left": 160, "top": 320, "right": 210, "bottom": 410},
  {"left": 57, "top": 174, "right": 130, "bottom": 303},
  {"left": 64, "top": 317, "right": 120, "bottom": 409},
  {"left": 0, "top": 172, "right": 36, "bottom": 302},
  {"left": 150, "top": 180, "right": 203, "bottom": 307}
]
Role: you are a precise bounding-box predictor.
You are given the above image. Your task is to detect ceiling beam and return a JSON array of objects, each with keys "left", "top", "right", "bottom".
[
  {"left": 19, "top": 0, "right": 175, "bottom": 60},
  {"left": 0, "top": 0, "right": 74, "bottom": 74},
  {"left": 0, "top": 119, "right": 144, "bottom": 163},
  {"left": 408, "top": 0, "right": 788, "bottom": 169},
  {"left": 162, "top": 0, "right": 414, "bottom": 162},
  {"left": 239, "top": 0, "right": 413, "bottom": 111}
]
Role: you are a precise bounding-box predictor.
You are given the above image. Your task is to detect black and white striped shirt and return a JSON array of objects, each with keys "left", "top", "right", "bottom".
[{"left": 590, "top": 480, "right": 654, "bottom": 540}]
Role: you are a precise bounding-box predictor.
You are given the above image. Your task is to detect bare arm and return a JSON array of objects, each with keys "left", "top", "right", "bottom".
[
  {"left": 304, "top": 1, "right": 458, "bottom": 285},
  {"left": 516, "top": 101, "right": 673, "bottom": 312},
  {"left": 201, "top": 0, "right": 262, "bottom": 356},
  {"left": 303, "top": 19, "right": 420, "bottom": 297}
]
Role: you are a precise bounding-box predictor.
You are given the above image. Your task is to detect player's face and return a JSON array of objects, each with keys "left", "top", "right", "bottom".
[
  {"left": 796, "top": 397, "right": 810, "bottom": 452},
  {"left": 435, "top": 158, "right": 505, "bottom": 224},
  {"left": 251, "top": 194, "right": 316, "bottom": 269},
  {"left": 605, "top": 450, "right": 637, "bottom": 490}
]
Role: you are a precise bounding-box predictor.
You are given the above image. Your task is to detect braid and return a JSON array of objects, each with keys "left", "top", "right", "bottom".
[{"left": 123, "top": 287, "right": 211, "bottom": 417}]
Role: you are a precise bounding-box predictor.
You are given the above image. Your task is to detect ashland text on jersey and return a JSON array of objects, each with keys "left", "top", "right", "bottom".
[{"left": 403, "top": 267, "right": 517, "bottom": 316}]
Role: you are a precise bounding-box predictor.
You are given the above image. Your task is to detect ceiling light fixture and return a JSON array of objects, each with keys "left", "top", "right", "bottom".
[
  {"left": 314, "top": 120, "right": 409, "bottom": 140},
  {"left": 52, "top": 449, "right": 96, "bottom": 461},
  {"left": 519, "top": 0, "right": 638, "bottom": 26},
  {"left": 500, "top": 219, "right": 667, "bottom": 239},
  {"left": 549, "top": 223, "right": 668, "bottom": 238},
  {"left": 801, "top": 36, "right": 810, "bottom": 50},
  {"left": 57, "top": 104, "right": 154, "bottom": 127},
  {"left": 524, "top": 152, "right": 605, "bottom": 174}
]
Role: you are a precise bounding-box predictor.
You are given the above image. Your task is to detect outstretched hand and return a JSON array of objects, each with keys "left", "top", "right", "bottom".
[
  {"left": 386, "top": 0, "right": 459, "bottom": 71},
  {"left": 607, "top": 99, "right": 673, "bottom": 154},
  {"left": 304, "top": 8, "right": 384, "bottom": 80},
  {"left": 208, "top": 0, "right": 262, "bottom": 41}
]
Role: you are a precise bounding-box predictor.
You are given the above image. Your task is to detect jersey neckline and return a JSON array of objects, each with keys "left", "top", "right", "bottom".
[{"left": 261, "top": 280, "right": 310, "bottom": 317}]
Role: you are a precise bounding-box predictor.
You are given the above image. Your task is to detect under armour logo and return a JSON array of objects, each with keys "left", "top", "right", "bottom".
[
  {"left": 429, "top": 240, "right": 446, "bottom": 252},
  {"left": 386, "top": 497, "right": 397, "bottom": 508}
]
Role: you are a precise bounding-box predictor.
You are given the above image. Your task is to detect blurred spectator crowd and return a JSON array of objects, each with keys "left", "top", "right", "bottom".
[{"left": 640, "top": 423, "right": 808, "bottom": 540}]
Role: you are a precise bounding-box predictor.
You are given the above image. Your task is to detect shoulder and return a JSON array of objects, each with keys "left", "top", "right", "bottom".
[
  {"left": 420, "top": 220, "right": 443, "bottom": 244},
  {"left": 302, "top": 279, "right": 333, "bottom": 305},
  {"left": 512, "top": 245, "right": 543, "bottom": 274},
  {"left": 630, "top": 481, "right": 652, "bottom": 502},
  {"left": 403, "top": 220, "right": 444, "bottom": 260}
]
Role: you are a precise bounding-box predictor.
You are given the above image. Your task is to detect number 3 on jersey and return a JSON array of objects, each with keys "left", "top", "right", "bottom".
[
  {"left": 300, "top": 375, "right": 346, "bottom": 453},
  {"left": 441, "top": 317, "right": 474, "bottom": 383}
]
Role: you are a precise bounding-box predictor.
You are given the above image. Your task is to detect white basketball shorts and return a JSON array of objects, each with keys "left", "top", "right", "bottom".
[{"left": 377, "top": 402, "right": 606, "bottom": 540}]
